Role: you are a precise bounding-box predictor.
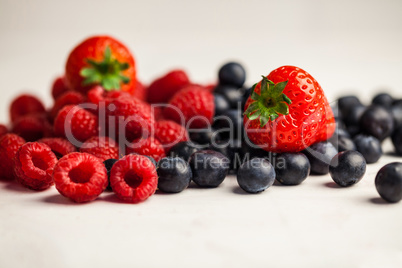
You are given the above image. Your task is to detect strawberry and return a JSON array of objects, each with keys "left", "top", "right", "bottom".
[
  {"left": 165, "top": 85, "right": 215, "bottom": 128},
  {"left": 146, "top": 69, "right": 190, "bottom": 103},
  {"left": 65, "top": 36, "right": 136, "bottom": 95},
  {"left": 243, "top": 66, "right": 335, "bottom": 153}
]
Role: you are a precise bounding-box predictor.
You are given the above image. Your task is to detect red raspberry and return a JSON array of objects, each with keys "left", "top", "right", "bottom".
[
  {"left": 152, "top": 106, "right": 166, "bottom": 121},
  {"left": 53, "top": 152, "right": 108, "bottom": 203},
  {"left": 37, "top": 138, "right": 76, "bottom": 159},
  {"left": 14, "top": 142, "right": 58, "bottom": 190},
  {"left": 10, "top": 94, "right": 46, "bottom": 122},
  {"left": 107, "top": 97, "right": 155, "bottom": 142},
  {"left": 110, "top": 154, "right": 157, "bottom": 203},
  {"left": 165, "top": 85, "right": 215, "bottom": 128},
  {"left": 50, "top": 91, "right": 86, "bottom": 120},
  {"left": 154, "top": 120, "right": 189, "bottom": 153},
  {"left": 51, "top": 76, "right": 71, "bottom": 100},
  {"left": 0, "top": 124, "right": 8, "bottom": 137},
  {"left": 126, "top": 137, "right": 166, "bottom": 162},
  {"left": 133, "top": 80, "right": 147, "bottom": 101},
  {"left": 80, "top": 136, "right": 119, "bottom": 162},
  {"left": 12, "top": 114, "right": 53, "bottom": 141},
  {"left": 54, "top": 105, "right": 99, "bottom": 143},
  {"left": 147, "top": 69, "right": 190, "bottom": 103},
  {"left": 105, "top": 90, "right": 132, "bottom": 100},
  {"left": 87, "top": 85, "right": 106, "bottom": 106},
  {"left": 0, "top": 134, "right": 26, "bottom": 180}
]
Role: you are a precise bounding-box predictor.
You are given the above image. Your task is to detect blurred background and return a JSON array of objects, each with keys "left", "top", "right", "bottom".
[{"left": 0, "top": 0, "right": 401, "bottom": 121}]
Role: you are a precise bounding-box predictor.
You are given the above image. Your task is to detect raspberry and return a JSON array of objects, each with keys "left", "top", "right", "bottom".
[
  {"left": 11, "top": 114, "right": 53, "bottom": 141},
  {"left": 165, "top": 85, "right": 215, "bottom": 128},
  {"left": 110, "top": 154, "right": 158, "bottom": 203},
  {"left": 147, "top": 69, "right": 190, "bottom": 103},
  {"left": 10, "top": 94, "right": 46, "bottom": 122},
  {"left": 37, "top": 138, "right": 76, "bottom": 159},
  {"left": 14, "top": 142, "right": 58, "bottom": 190},
  {"left": 154, "top": 120, "right": 189, "bottom": 153},
  {"left": 80, "top": 136, "right": 119, "bottom": 162},
  {"left": 50, "top": 91, "right": 85, "bottom": 120},
  {"left": 0, "top": 134, "right": 26, "bottom": 180},
  {"left": 105, "top": 90, "right": 132, "bottom": 100},
  {"left": 53, "top": 152, "right": 108, "bottom": 203},
  {"left": 87, "top": 85, "right": 106, "bottom": 106},
  {"left": 133, "top": 80, "right": 147, "bottom": 101},
  {"left": 51, "top": 76, "right": 71, "bottom": 100},
  {"left": 152, "top": 106, "right": 165, "bottom": 121},
  {"left": 54, "top": 105, "right": 99, "bottom": 143},
  {"left": 0, "top": 124, "right": 8, "bottom": 137},
  {"left": 126, "top": 137, "right": 166, "bottom": 162}
]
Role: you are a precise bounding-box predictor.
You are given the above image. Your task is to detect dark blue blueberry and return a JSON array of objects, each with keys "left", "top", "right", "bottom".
[
  {"left": 218, "top": 62, "right": 246, "bottom": 88},
  {"left": 275, "top": 153, "right": 310, "bottom": 185},
  {"left": 169, "top": 141, "right": 202, "bottom": 162},
  {"left": 157, "top": 157, "right": 192, "bottom": 193},
  {"left": 209, "top": 139, "right": 241, "bottom": 172},
  {"left": 392, "top": 126, "right": 402, "bottom": 156},
  {"left": 375, "top": 162, "right": 402, "bottom": 203},
  {"left": 214, "top": 84, "right": 243, "bottom": 109},
  {"left": 338, "top": 95, "right": 362, "bottom": 118},
  {"left": 189, "top": 127, "right": 220, "bottom": 147},
  {"left": 372, "top": 93, "right": 394, "bottom": 107},
  {"left": 189, "top": 150, "right": 230, "bottom": 187},
  {"left": 391, "top": 103, "right": 402, "bottom": 129},
  {"left": 103, "top": 159, "right": 118, "bottom": 190},
  {"left": 330, "top": 102, "right": 341, "bottom": 121},
  {"left": 240, "top": 139, "right": 268, "bottom": 160},
  {"left": 353, "top": 134, "right": 382, "bottom": 164},
  {"left": 343, "top": 105, "right": 366, "bottom": 128},
  {"left": 329, "top": 150, "right": 366, "bottom": 187},
  {"left": 237, "top": 158, "right": 275, "bottom": 193},
  {"left": 241, "top": 86, "right": 253, "bottom": 110},
  {"left": 360, "top": 105, "right": 394, "bottom": 141},
  {"left": 213, "top": 109, "right": 243, "bottom": 140},
  {"left": 303, "top": 141, "right": 338, "bottom": 175},
  {"left": 213, "top": 93, "right": 230, "bottom": 116},
  {"left": 329, "top": 135, "right": 356, "bottom": 152}
]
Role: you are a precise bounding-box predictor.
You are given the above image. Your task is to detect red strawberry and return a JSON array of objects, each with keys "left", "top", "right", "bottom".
[
  {"left": 126, "top": 137, "right": 166, "bottom": 162},
  {"left": 80, "top": 136, "right": 120, "bottom": 162},
  {"left": 50, "top": 91, "right": 86, "bottom": 120},
  {"left": 243, "top": 66, "right": 335, "bottom": 153},
  {"left": 154, "top": 120, "right": 189, "bottom": 153},
  {"left": 165, "top": 85, "right": 215, "bottom": 128},
  {"left": 147, "top": 69, "right": 190, "bottom": 103},
  {"left": 10, "top": 94, "right": 46, "bottom": 122},
  {"left": 51, "top": 76, "right": 71, "bottom": 100},
  {"left": 65, "top": 36, "right": 136, "bottom": 95}
]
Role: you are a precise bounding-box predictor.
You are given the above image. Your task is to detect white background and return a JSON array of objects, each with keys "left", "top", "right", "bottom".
[{"left": 0, "top": 0, "right": 402, "bottom": 267}]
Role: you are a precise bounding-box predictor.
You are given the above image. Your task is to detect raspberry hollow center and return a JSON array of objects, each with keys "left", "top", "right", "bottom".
[
  {"left": 124, "top": 170, "right": 143, "bottom": 188},
  {"left": 69, "top": 164, "right": 93, "bottom": 184},
  {"left": 32, "top": 155, "right": 49, "bottom": 171}
]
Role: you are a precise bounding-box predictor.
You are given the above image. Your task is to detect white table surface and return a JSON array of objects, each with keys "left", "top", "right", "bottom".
[{"left": 1, "top": 0, "right": 402, "bottom": 267}]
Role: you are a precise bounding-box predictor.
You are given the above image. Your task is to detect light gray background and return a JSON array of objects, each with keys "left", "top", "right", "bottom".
[{"left": 0, "top": 1, "right": 402, "bottom": 267}]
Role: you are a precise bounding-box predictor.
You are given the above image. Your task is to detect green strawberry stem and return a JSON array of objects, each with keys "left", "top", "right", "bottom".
[
  {"left": 244, "top": 76, "right": 291, "bottom": 127},
  {"left": 80, "top": 46, "right": 130, "bottom": 91}
]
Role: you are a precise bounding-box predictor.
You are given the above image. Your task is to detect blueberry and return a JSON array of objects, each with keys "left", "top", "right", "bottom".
[
  {"left": 329, "top": 135, "right": 356, "bottom": 152},
  {"left": 189, "top": 150, "right": 230, "bottom": 187},
  {"left": 329, "top": 150, "right": 366, "bottom": 187},
  {"left": 372, "top": 93, "right": 394, "bottom": 107},
  {"left": 214, "top": 84, "right": 243, "bottom": 109},
  {"left": 338, "top": 95, "right": 362, "bottom": 118},
  {"left": 353, "top": 134, "right": 383, "bottom": 164},
  {"left": 240, "top": 139, "right": 268, "bottom": 160},
  {"left": 237, "top": 158, "right": 275, "bottom": 193},
  {"left": 392, "top": 126, "right": 402, "bottom": 156},
  {"left": 360, "top": 105, "right": 394, "bottom": 141},
  {"left": 241, "top": 86, "right": 253, "bottom": 110},
  {"left": 391, "top": 103, "right": 402, "bottom": 129},
  {"left": 209, "top": 139, "right": 241, "bottom": 171},
  {"left": 169, "top": 141, "right": 202, "bottom": 162},
  {"left": 303, "top": 141, "right": 338, "bottom": 175},
  {"left": 157, "top": 157, "right": 192, "bottom": 193},
  {"left": 375, "top": 162, "right": 402, "bottom": 203},
  {"left": 330, "top": 102, "right": 341, "bottom": 121},
  {"left": 213, "top": 109, "right": 243, "bottom": 140},
  {"left": 275, "top": 153, "right": 310, "bottom": 185},
  {"left": 189, "top": 127, "right": 220, "bottom": 147},
  {"left": 213, "top": 93, "right": 230, "bottom": 116},
  {"left": 103, "top": 159, "right": 118, "bottom": 190},
  {"left": 218, "top": 62, "right": 246, "bottom": 88},
  {"left": 343, "top": 105, "right": 366, "bottom": 128}
]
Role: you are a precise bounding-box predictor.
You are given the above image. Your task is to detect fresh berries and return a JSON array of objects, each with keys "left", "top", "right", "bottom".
[
  {"left": 126, "top": 137, "right": 166, "bottom": 162},
  {"left": 375, "top": 162, "right": 402, "bottom": 203},
  {"left": 244, "top": 66, "right": 335, "bottom": 153},
  {"left": 168, "top": 141, "right": 201, "bottom": 162},
  {"left": 304, "top": 141, "right": 338, "bottom": 175},
  {"left": 189, "top": 150, "right": 230, "bottom": 187},
  {"left": 147, "top": 69, "right": 190, "bottom": 103},
  {"left": 166, "top": 85, "right": 215, "bottom": 128},
  {"left": 14, "top": 142, "right": 58, "bottom": 190},
  {"left": 110, "top": 154, "right": 158, "bottom": 203},
  {"left": 80, "top": 136, "right": 119, "bottom": 162},
  {"left": 359, "top": 105, "right": 394, "bottom": 141},
  {"left": 65, "top": 36, "right": 136, "bottom": 94},
  {"left": 103, "top": 158, "right": 118, "bottom": 189},
  {"left": 53, "top": 152, "right": 108, "bottom": 203},
  {"left": 37, "top": 138, "right": 76, "bottom": 159},
  {"left": 218, "top": 62, "right": 246, "bottom": 88},
  {"left": 50, "top": 91, "right": 86, "bottom": 120},
  {"left": 154, "top": 120, "right": 189, "bottom": 153},
  {"left": 275, "top": 153, "right": 310, "bottom": 185},
  {"left": 10, "top": 94, "right": 46, "bottom": 122},
  {"left": 213, "top": 93, "right": 230, "bottom": 116},
  {"left": 353, "top": 134, "right": 383, "bottom": 164},
  {"left": 237, "top": 158, "right": 275, "bottom": 193},
  {"left": 392, "top": 126, "right": 402, "bottom": 155},
  {"left": 11, "top": 115, "right": 52, "bottom": 142},
  {"left": 0, "top": 134, "right": 26, "bottom": 180},
  {"left": 214, "top": 85, "right": 244, "bottom": 109},
  {"left": 54, "top": 105, "right": 99, "bottom": 143},
  {"left": 0, "top": 124, "right": 8, "bottom": 137},
  {"left": 329, "top": 151, "right": 366, "bottom": 187},
  {"left": 372, "top": 93, "right": 394, "bottom": 107},
  {"left": 51, "top": 76, "right": 70, "bottom": 100},
  {"left": 157, "top": 157, "right": 192, "bottom": 193}
]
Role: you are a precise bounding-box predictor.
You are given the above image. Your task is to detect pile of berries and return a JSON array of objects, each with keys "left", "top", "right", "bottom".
[{"left": 0, "top": 35, "right": 401, "bottom": 204}]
